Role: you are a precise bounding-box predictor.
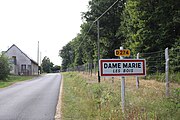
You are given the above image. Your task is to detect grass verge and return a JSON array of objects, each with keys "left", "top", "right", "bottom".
[
  {"left": 62, "top": 72, "right": 180, "bottom": 120},
  {"left": 0, "top": 75, "right": 35, "bottom": 88},
  {"left": 145, "top": 72, "right": 180, "bottom": 83}
]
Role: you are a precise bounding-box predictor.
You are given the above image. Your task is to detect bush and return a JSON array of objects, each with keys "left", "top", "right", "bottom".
[{"left": 0, "top": 54, "right": 10, "bottom": 80}]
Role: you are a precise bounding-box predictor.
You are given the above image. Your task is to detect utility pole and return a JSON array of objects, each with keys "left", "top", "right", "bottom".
[
  {"left": 40, "top": 52, "right": 42, "bottom": 65},
  {"left": 37, "top": 41, "right": 40, "bottom": 75},
  {"left": 40, "top": 52, "right": 42, "bottom": 74},
  {"left": 97, "top": 20, "right": 100, "bottom": 83}
]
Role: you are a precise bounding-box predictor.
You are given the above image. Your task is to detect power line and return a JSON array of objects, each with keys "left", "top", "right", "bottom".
[
  {"left": 139, "top": 50, "right": 164, "bottom": 55},
  {"left": 78, "top": 0, "right": 120, "bottom": 49},
  {"left": 78, "top": 22, "right": 95, "bottom": 49},
  {"left": 94, "top": 0, "right": 119, "bottom": 23}
]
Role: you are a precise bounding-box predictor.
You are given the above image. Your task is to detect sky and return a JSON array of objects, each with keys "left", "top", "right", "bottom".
[{"left": 0, "top": 0, "right": 89, "bottom": 65}]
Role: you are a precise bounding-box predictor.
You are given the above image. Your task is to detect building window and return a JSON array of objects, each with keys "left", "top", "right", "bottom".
[
  {"left": 12, "top": 56, "right": 17, "bottom": 65},
  {"left": 21, "top": 64, "right": 26, "bottom": 72},
  {"left": 28, "top": 65, "right": 31, "bottom": 70},
  {"left": 28, "top": 65, "right": 32, "bottom": 75}
]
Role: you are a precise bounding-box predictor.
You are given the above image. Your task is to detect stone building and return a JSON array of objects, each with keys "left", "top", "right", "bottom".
[{"left": 4, "top": 44, "right": 38, "bottom": 75}]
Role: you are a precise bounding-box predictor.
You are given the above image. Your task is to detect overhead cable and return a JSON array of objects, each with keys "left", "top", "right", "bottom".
[{"left": 78, "top": 0, "right": 119, "bottom": 48}]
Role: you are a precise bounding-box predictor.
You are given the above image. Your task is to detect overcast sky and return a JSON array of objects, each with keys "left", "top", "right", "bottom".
[{"left": 0, "top": 0, "right": 89, "bottom": 65}]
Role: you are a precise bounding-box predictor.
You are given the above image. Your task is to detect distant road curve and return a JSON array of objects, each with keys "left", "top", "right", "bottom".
[{"left": 0, "top": 73, "right": 62, "bottom": 120}]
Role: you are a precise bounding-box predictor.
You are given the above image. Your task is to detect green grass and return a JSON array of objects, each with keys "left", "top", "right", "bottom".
[
  {"left": 62, "top": 72, "right": 180, "bottom": 120},
  {"left": 62, "top": 72, "right": 98, "bottom": 119},
  {"left": 145, "top": 72, "right": 180, "bottom": 83},
  {"left": 0, "top": 75, "right": 35, "bottom": 88}
]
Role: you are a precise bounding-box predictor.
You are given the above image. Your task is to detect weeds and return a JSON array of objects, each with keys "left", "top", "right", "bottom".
[
  {"left": 146, "top": 72, "right": 180, "bottom": 83},
  {"left": 62, "top": 72, "right": 180, "bottom": 120},
  {"left": 0, "top": 75, "right": 34, "bottom": 88}
]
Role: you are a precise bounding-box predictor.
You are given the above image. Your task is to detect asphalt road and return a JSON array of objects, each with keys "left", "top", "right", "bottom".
[{"left": 0, "top": 73, "right": 62, "bottom": 120}]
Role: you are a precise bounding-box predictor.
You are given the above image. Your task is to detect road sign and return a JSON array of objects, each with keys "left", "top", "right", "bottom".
[
  {"left": 99, "top": 59, "right": 146, "bottom": 76},
  {"left": 115, "top": 49, "right": 130, "bottom": 57}
]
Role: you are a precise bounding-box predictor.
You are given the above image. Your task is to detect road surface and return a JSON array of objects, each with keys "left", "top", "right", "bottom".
[{"left": 0, "top": 73, "right": 62, "bottom": 120}]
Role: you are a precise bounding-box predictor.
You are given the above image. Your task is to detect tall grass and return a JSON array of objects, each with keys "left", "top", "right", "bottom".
[
  {"left": 0, "top": 75, "right": 34, "bottom": 88},
  {"left": 62, "top": 72, "right": 98, "bottom": 119},
  {"left": 62, "top": 72, "right": 180, "bottom": 120},
  {"left": 146, "top": 72, "right": 180, "bottom": 83}
]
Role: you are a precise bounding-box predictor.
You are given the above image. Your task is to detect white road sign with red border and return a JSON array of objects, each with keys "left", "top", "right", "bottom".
[{"left": 99, "top": 59, "right": 146, "bottom": 76}]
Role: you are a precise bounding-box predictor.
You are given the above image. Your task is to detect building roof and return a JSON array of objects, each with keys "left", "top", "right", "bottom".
[{"left": 5, "top": 44, "right": 38, "bottom": 66}]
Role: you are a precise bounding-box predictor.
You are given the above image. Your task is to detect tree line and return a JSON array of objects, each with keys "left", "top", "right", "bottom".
[
  {"left": 41, "top": 56, "right": 61, "bottom": 73},
  {"left": 59, "top": 0, "right": 179, "bottom": 72}
]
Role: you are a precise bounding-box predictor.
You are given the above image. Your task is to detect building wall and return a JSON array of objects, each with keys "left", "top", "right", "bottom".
[{"left": 31, "top": 63, "right": 39, "bottom": 75}]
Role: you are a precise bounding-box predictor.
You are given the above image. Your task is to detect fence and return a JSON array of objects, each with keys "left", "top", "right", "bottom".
[
  {"left": 169, "top": 47, "right": 180, "bottom": 72},
  {"left": 139, "top": 50, "right": 165, "bottom": 74},
  {"left": 66, "top": 47, "right": 179, "bottom": 81},
  {"left": 63, "top": 47, "right": 179, "bottom": 119},
  {"left": 66, "top": 63, "right": 97, "bottom": 76}
]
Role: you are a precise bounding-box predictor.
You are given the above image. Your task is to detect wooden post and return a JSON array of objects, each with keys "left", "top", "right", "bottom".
[
  {"left": 165, "top": 48, "right": 169, "bottom": 97},
  {"left": 91, "top": 62, "right": 92, "bottom": 76},
  {"left": 112, "top": 77, "right": 114, "bottom": 83},
  {"left": 97, "top": 20, "right": 100, "bottom": 83},
  {"left": 94, "top": 62, "right": 96, "bottom": 76},
  {"left": 136, "top": 53, "right": 140, "bottom": 89}
]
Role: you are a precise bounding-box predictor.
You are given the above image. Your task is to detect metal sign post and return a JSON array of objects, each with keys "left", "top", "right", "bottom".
[
  {"left": 120, "top": 47, "right": 125, "bottom": 113},
  {"left": 99, "top": 47, "right": 146, "bottom": 114}
]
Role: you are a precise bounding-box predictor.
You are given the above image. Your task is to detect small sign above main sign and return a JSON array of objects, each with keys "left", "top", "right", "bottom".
[
  {"left": 99, "top": 59, "right": 146, "bottom": 76},
  {"left": 115, "top": 49, "right": 130, "bottom": 57}
]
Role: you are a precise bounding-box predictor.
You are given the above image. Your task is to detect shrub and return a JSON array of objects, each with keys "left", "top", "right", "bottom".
[{"left": 0, "top": 54, "right": 10, "bottom": 80}]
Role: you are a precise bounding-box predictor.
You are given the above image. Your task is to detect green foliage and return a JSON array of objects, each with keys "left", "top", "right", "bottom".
[
  {"left": 62, "top": 72, "right": 123, "bottom": 119},
  {"left": 154, "top": 88, "right": 180, "bottom": 119},
  {"left": 120, "top": 0, "right": 179, "bottom": 54},
  {"left": 84, "top": 0, "right": 125, "bottom": 58},
  {"left": 0, "top": 54, "right": 10, "bottom": 80},
  {"left": 59, "top": 0, "right": 126, "bottom": 70},
  {"left": 41, "top": 56, "right": 54, "bottom": 73},
  {"left": 62, "top": 72, "right": 97, "bottom": 119},
  {"left": 169, "top": 72, "right": 180, "bottom": 83},
  {"left": 73, "top": 35, "right": 84, "bottom": 66},
  {"left": 51, "top": 65, "right": 61, "bottom": 73},
  {"left": 59, "top": 41, "right": 75, "bottom": 71},
  {"left": 0, "top": 75, "right": 34, "bottom": 88},
  {"left": 145, "top": 72, "right": 180, "bottom": 83},
  {"left": 169, "top": 39, "right": 180, "bottom": 72},
  {"left": 59, "top": 0, "right": 179, "bottom": 74}
]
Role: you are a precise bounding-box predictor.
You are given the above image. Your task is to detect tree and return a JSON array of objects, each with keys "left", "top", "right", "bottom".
[
  {"left": 0, "top": 54, "right": 10, "bottom": 80},
  {"left": 59, "top": 0, "right": 179, "bottom": 74},
  {"left": 170, "top": 38, "right": 180, "bottom": 72},
  {"left": 119, "top": 0, "right": 180, "bottom": 73},
  {"left": 73, "top": 34, "right": 84, "bottom": 66},
  {"left": 41, "top": 56, "right": 53, "bottom": 73},
  {"left": 120, "top": 0, "right": 180, "bottom": 54},
  {"left": 59, "top": 42, "right": 75, "bottom": 71},
  {"left": 59, "top": 0, "right": 126, "bottom": 70},
  {"left": 51, "top": 65, "right": 61, "bottom": 73},
  {"left": 83, "top": 0, "right": 126, "bottom": 59}
]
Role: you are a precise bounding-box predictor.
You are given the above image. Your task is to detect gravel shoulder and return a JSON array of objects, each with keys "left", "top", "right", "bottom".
[{"left": 55, "top": 75, "right": 63, "bottom": 120}]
